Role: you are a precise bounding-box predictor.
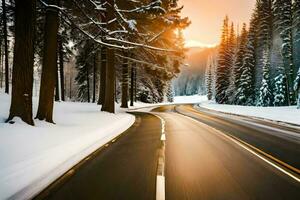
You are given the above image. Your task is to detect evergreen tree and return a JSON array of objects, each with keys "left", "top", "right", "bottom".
[
  {"left": 2, "top": 0, "right": 9, "bottom": 94},
  {"left": 236, "top": 11, "right": 258, "bottom": 106},
  {"left": 257, "top": 0, "right": 273, "bottom": 50},
  {"left": 273, "top": 0, "right": 294, "bottom": 105},
  {"left": 215, "top": 16, "right": 230, "bottom": 104},
  {"left": 36, "top": 0, "right": 60, "bottom": 123},
  {"left": 205, "top": 56, "right": 213, "bottom": 100},
  {"left": 233, "top": 23, "right": 248, "bottom": 96},
  {"left": 7, "top": 0, "right": 36, "bottom": 125},
  {"left": 75, "top": 41, "right": 94, "bottom": 102},
  {"left": 121, "top": 53, "right": 129, "bottom": 108},
  {"left": 273, "top": 66, "right": 288, "bottom": 106},
  {"left": 293, "top": 0, "right": 300, "bottom": 107},
  {"left": 166, "top": 81, "right": 174, "bottom": 103},
  {"left": 258, "top": 49, "right": 272, "bottom": 106},
  {"left": 235, "top": 14, "right": 257, "bottom": 106},
  {"left": 225, "top": 22, "right": 237, "bottom": 103},
  {"left": 294, "top": 67, "right": 300, "bottom": 108}
]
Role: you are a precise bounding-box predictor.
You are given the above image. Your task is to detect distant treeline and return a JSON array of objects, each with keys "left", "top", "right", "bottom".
[{"left": 207, "top": 0, "right": 300, "bottom": 107}]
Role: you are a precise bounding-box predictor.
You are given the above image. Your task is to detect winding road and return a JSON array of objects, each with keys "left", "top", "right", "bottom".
[{"left": 35, "top": 105, "right": 300, "bottom": 200}]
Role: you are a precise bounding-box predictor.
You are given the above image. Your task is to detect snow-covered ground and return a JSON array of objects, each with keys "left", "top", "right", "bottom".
[
  {"left": 200, "top": 101, "right": 300, "bottom": 125},
  {"left": 129, "top": 95, "right": 208, "bottom": 112},
  {"left": 0, "top": 93, "right": 135, "bottom": 199},
  {"left": 174, "top": 95, "right": 207, "bottom": 104}
]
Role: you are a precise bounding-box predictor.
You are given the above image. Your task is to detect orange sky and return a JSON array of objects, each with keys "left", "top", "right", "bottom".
[{"left": 179, "top": 0, "right": 256, "bottom": 47}]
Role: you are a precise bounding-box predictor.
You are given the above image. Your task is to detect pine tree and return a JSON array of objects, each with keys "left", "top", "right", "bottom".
[
  {"left": 235, "top": 14, "right": 257, "bottom": 106},
  {"left": 36, "top": 0, "right": 60, "bottom": 123},
  {"left": 121, "top": 53, "right": 129, "bottom": 108},
  {"left": 257, "top": 0, "right": 273, "bottom": 50},
  {"left": 7, "top": 0, "right": 36, "bottom": 125},
  {"left": 225, "top": 22, "right": 237, "bottom": 103},
  {"left": 258, "top": 49, "right": 272, "bottom": 106},
  {"left": 273, "top": 67, "right": 288, "bottom": 106},
  {"left": 233, "top": 23, "right": 248, "bottom": 96},
  {"left": 273, "top": 0, "right": 294, "bottom": 105},
  {"left": 215, "top": 16, "right": 230, "bottom": 104},
  {"left": 293, "top": 0, "right": 300, "bottom": 107},
  {"left": 166, "top": 81, "right": 174, "bottom": 103},
  {"left": 2, "top": 0, "right": 9, "bottom": 94},
  {"left": 294, "top": 67, "right": 300, "bottom": 108},
  {"left": 75, "top": 41, "right": 94, "bottom": 102},
  {"left": 205, "top": 56, "right": 213, "bottom": 101}
]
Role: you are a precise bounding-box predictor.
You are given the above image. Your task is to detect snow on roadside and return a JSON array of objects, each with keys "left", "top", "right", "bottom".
[
  {"left": 200, "top": 101, "right": 300, "bottom": 125},
  {"left": 128, "top": 95, "right": 208, "bottom": 112},
  {"left": 0, "top": 93, "right": 135, "bottom": 199},
  {"left": 174, "top": 95, "right": 207, "bottom": 104}
]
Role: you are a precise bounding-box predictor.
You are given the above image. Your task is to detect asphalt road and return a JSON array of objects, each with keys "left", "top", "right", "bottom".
[
  {"left": 35, "top": 105, "right": 300, "bottom": 200},
  {"left": 36, "top": 112, "right": 162, "bottom": 200},
  {"left": 173, "top": 104, "right": 300, "bottom": 169}
]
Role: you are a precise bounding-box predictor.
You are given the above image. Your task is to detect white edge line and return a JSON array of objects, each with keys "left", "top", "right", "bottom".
[{"left": 180, "top": 114, "right": 300, "bottom": 183}]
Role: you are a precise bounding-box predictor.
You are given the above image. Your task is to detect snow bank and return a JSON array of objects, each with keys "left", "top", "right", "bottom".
[
  {"left": 0, "top": 93, "right": 135, "bottom": 199},
  {"left": 200, "top": 101, "right": 300, "bottom": 125},
  {"left": 129, "top": 95, "right": 208, "bottom": 112},
  {"left": 174, "top": 95, "right": 207, "bottom": 104}
]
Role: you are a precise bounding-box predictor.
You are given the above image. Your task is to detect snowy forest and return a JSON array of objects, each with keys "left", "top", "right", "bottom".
[
  {"left": 0, "top": 0, "right": 189, "bottom": 125},
  {"left": 207, "top": 0, "right": 300, "bottom": 107},
  {"left": 173, "top": 47, "right": 217, "bottom": 96}
]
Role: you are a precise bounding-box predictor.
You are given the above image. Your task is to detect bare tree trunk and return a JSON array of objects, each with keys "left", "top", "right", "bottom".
[
  {"left": 93, "top": 54, "right": 96, "bottom": 103},
  {"left": 36, "top": 0, "right": 60, "bottom": 123},
  {"left": 98, "top": 48, "right": 106, "bottom": 105},
  {"left": 134, "top": 67, "right": 137, "bottom": 102},
  {"left": 69, "top": 68, "right": 72, "bottom": 100},
  {"left": 58, "top": 36, "right": 65, "bottom": 101},
  {"left": 121, "top": 53, "right": 129, "bottom": 108},
  {"left": 86, "top": 63, "right": 90, "bottom": 102},
  {"left": 55, "top": 62, "right": 60, "bottom": 101},
  {"left": 130, "top": 62, "right": 134, "bottom": 106},
  {"left": 101, "top": 46, "right": 115, "bottom": 113},
  {"left": 2, "top": 0, "right": 9, "bottom": 94},
  {"left": 101, "top": 0, "right": 116, "bottom": 113},
  {"left": 0, "top": 40, "right": 2, "bottom": 88},
  {"left": 7, "top": 0, "right": 36, "bottom": 125}
]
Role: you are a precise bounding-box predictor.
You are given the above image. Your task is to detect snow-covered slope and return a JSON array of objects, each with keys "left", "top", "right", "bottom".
[
  {"left": 200, "top": 101, "right": 300, "bottom": 125},
  {"left": 0, "top": 93, "right": 135, "bottom": 199}
]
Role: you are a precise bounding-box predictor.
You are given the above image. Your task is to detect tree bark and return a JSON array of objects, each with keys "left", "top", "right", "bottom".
[
  {"left": 92, "top": 54, "right": 97, "bottom": 103},
  {"left": 121, "top": 53, "right": 129, "bottom": 108},
  {"left": 98, "top": 48, "right": 106, "bottom": 105},
  {"left": 86, "top": 63, "right": 90, "bottom": 103},
  {"left": 134, "top": 63, "right": 137, "bottom": 102},
  {"left": 130, "top": 62, "right": 134, "bottom": 106},
  {"left": 36, "top": 0, "right": 60, "bottom": 123},
  {"left": 7, "top": 0, "right": 36, "bottom": 125},
  {"left": 101, "top": 47, "right": 115, "bottom": 113},
  {"left": 55, "top": 59, "right": 60, "bottom": 101},
  {"left": 101, "top": 0, "right": 115, "bottom": 113},
  {"left": 0, "top": 40, "right": 2, "bottom": 88},
  {"left": 2, "top": 0, "right": 9, "bottom": 94},
  {"left": 58, "top": 36, "right": 65, "bottom": 101},
  {"left": 69, "top": 68, "right": 72, "bottom": 100}
]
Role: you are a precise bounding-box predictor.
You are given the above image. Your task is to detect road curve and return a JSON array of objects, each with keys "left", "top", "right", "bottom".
[
  {"left": 152, "top": 105, "right": 300, "bottom": 199},
  {"left": 173, "top": 104, "right": 300, "bottom": 169},
  {"left": 35, "top": 105, "right": 300, "bottom": 200},
  {"left": 35, "top": 112, "right": 161, "bottom": 200}
]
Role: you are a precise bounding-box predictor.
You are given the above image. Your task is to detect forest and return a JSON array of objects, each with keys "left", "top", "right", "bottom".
[
  {"left": 207, "top": 0, "right": 300, "bottom": 107},
  {"left": 0, "top": 0, "right": 189, "bottom": 125}
]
